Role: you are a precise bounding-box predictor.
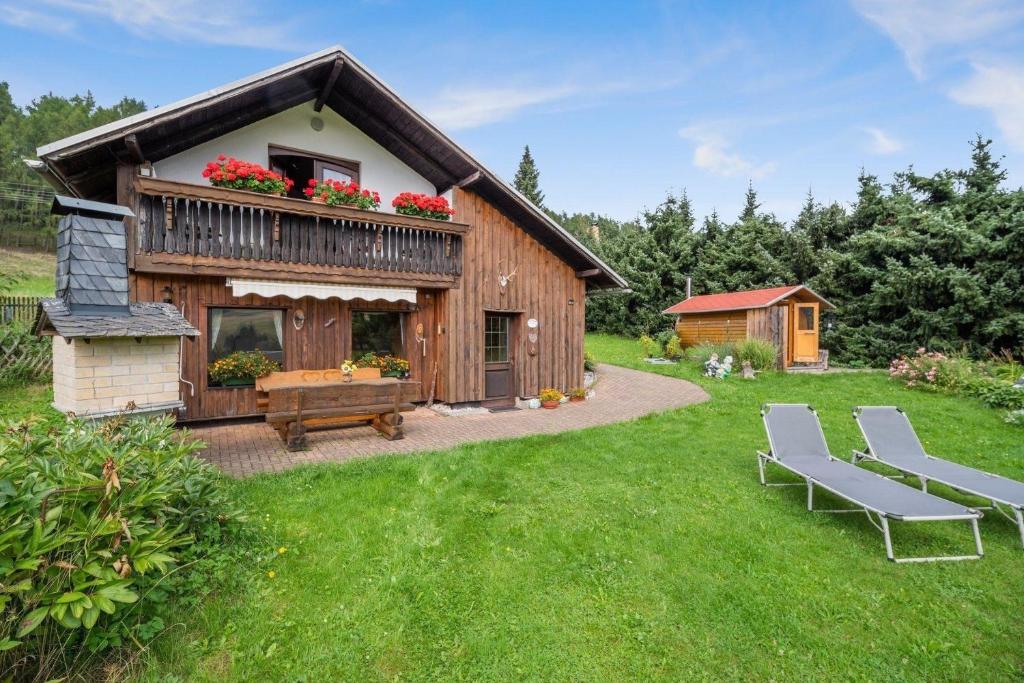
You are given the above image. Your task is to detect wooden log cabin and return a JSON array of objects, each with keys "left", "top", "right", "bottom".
[
  {"left": 29, "top": 46, "right": 626, "bottom": 421},
  {"left": 663, "top": 285, "right": 834, "bottom": 369}
]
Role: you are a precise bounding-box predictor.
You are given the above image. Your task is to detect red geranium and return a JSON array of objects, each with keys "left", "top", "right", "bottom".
[
  {"left": 306, "top": 178, "right": 381, "bottom": 210},
  {"left": 204, "top": 156, "right": 293, "bottom": 196},
  {"left": 391, "top": 192, "right": 455, "bottom": 221}
]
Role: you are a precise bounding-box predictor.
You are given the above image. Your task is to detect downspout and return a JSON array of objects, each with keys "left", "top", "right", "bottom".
[{"left": 178, "top": 301, "right": 195, "bottom": 400}]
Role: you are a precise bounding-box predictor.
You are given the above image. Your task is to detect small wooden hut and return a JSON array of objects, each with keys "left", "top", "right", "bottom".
[{"left": 663, "top": 285, "right": 834, "bottom": 369}]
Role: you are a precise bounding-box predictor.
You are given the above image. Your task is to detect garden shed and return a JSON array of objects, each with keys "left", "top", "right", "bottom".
[{"left": 663, "top": 285, "right": 834, "bottom": 369}]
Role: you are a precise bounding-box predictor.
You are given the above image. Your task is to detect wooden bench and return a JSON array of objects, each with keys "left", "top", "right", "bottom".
[{"left": 263, "top": 374, "right": 420, "bottom": 451}]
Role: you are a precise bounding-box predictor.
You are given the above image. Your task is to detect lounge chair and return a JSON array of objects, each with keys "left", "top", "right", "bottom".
[
  {"left": 758, "top": 404, "right": 983, "bottom": 563},
  {"left": 853, "top": 406, "right": 1024, "bottom": 548}
]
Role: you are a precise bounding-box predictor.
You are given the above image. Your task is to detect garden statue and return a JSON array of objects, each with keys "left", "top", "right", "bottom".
[
  {"left": 716, "top": 355, "right": 734, "bottom": 379},
  {"left": 704, "top": 353, "right": 720, "bottom": 377},
  {"left": 741, "top": 360, "right": 755, "bottom": 379}
]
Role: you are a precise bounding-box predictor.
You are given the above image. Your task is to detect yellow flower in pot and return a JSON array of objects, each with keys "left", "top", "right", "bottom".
[{"left": 538, "top": 387, "right": 564, "bottom": 409}]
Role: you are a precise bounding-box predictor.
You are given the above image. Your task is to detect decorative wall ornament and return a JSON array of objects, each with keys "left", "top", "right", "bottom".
[
  {"left": 415, "top": 323, "right": 427, "bottom": 357},
  {"left": 497, "top": 260, "right": 518, "bottom": 293},
  {"left": 293, "top": 309, "right": 305, "bottom": 330},
  {"left": 526, "top": 318, "right": 538, "bottom": 356}
]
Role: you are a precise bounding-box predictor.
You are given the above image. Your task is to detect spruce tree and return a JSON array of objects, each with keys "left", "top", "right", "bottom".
[{"left": 513, "top": 145, "right": 545, "bottom": 208}]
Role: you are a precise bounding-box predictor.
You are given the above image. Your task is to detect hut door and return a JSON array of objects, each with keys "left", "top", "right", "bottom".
[
  {"left": 791, "top": 303, "right": 819, "bottom": 363},
  {"left": 483, "top": 312, "right": 517, "bottom": 408}
]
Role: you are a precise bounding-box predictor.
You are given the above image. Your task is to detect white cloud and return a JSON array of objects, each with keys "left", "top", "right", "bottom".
[
  {"left": 678, "top": 125, "right": 776, "bottom": 179},
  {"left": 851, "top": 0, "right": 1024, "bottom": 79},
  {"left": 950, "top": 62, "right": 1024, "bottom": 150},
  {"left": 425, "top": 85, "right": 580, "bottom": 130},
  {"left": 862, "top": 126, "right": 904, "bottom": 154},
  {"left": 0, "top": 5, "right": 75, "bottom": 35},
  {"left": 32, "top": 0, "right": 294, "bottom": 48}
]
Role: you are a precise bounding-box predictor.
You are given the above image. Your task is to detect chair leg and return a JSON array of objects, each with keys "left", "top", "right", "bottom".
[
  {"left": 920, "top": 477, "right": 928, "bottom": 493},
  {"left": 1016, "top": 507, "right": 1024, "bottom": 549},
  {"left": 881, "top": 516, "right": 895, "bottom": 561},
  {"left": 807, "top": 481, "right": 813, "bottom": 511},
  {"left": 757, "top": 454, "right": 766, "bottom": 486},
  {"left": 971, "top": 518, "right": 984, "bottom": 557}
]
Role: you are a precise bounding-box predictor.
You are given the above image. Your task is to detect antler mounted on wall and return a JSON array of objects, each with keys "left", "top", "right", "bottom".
[{"left": 497, "top": 260, "right": 518, "bottom": 294}]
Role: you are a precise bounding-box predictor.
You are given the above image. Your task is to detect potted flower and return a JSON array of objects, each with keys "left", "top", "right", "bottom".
[
  {"left": 202, "top": 155, "right": 294, "bottom": 195},
  {"left": 568, "top": 387, "right": 587, "bottom": 402},
  {"left": 355, "top": 352, "right": 410, "bottom": 378},
  {"left": 340, "top": 359, "right": 357, "bottom": 383},
  {"left": 208, "top": 349, "right": 280, "bottom": 387},
  {"left": 539, "top": 387, "right": 564, "bottom": 409},
  {"left": 303, "top": 178, "right": 381, "bottom": 210},
  {"left": 391, "top": 192, "right": 456, "bottom": 221}
]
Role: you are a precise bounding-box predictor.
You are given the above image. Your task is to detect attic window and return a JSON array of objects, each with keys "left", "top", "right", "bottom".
[{"left": 268, "top": 144, "right": 360, "bottom": 199}]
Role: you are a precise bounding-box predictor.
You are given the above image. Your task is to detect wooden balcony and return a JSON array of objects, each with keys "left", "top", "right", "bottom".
[{"left": 128, "top": 177, "right": 467, "bottom": 289}]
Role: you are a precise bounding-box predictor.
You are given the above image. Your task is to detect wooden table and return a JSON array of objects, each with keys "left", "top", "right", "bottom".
[{"left": 257, "top": 370, "right": 420, "bottom": 451}]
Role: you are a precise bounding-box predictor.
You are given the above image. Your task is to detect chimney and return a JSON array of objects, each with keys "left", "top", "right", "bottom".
[
  {"left": 686, "top": 276, "right": 692, "bottom": 300},
  {"left": 52, "top": 196, "right": 135, "bottom": 316}
]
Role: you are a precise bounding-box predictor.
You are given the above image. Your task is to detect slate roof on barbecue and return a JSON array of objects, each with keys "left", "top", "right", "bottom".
[{"left": 35, "top": 299, "right": 199, "bottom": 339}]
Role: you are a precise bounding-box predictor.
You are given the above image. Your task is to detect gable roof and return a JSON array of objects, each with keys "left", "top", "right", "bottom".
[
  {"left": 32, "top": 46, "right": 626, "bottom": 290},
  {"left": 662, "top": 285, "right": 834, "bottom": 315}
]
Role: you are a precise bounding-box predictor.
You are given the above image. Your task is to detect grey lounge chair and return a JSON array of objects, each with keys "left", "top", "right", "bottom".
[
  {"left": 758, "top": 404, "right": 983, "bottom": 563},
  {"left": 854, "top": 406, "right": 1024, "bottom": 548}
]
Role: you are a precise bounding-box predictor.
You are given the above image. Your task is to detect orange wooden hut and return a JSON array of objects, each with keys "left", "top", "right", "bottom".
[{"left": 663, "top": 285, "right": 834, "bottom": 369}]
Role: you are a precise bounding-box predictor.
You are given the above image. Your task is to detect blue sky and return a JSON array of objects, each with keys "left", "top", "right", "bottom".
[{"left": 2, "top": 0, "right": 1023, "bottom": 223}]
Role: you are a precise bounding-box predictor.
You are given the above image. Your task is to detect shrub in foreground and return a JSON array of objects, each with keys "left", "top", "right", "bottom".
[{"left": 0, "top": 414, "right": 246, "bottom": 679}]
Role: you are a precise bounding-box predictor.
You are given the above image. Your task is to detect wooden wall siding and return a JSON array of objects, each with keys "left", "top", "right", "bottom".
[
  {"left": 437, "top": 189, "right": 585, "bottom": 403},
  {"left": 674, "top": 311, "right": 749, "bottom": 347},
  {"left": 131, "top": 273, "right": 440, "bottom": 420},
  {"left": 746, "top": 305, "right": 789, "bottom": 368}
]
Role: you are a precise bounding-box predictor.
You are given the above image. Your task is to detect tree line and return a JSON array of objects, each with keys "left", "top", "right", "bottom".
[
  {"left": 514, "top": 139, "right": 1024, "bottom": 366},
  {"left": 0, "top": 82, "right": 145, "bottom": 250}
]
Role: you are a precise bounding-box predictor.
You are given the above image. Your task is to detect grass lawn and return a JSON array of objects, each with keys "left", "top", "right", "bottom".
[
  {"left": 39, "top": 335, "right": 1023, "bottom": 680},
  {"left": 0, "top": 248, "right": 55, "bottom": 296}
]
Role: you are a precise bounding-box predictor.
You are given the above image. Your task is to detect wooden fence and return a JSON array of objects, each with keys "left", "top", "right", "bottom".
[
  {"left": 0, "top": 324, "right": 51, "bottom": 380},
  {"left": 0, "top": 296, "right": 42, "bottom": 325}
]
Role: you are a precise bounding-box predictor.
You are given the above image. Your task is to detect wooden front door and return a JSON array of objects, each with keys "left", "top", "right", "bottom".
[
  {"left": 791, "top": 303, "right": 819, "bottom": 363},
  {"left": 483, "top": 312, "right": 516, "bottom": 408}
]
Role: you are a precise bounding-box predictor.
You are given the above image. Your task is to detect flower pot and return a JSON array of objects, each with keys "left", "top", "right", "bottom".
[
  {"left": 221, "top": 377, "right": 252, "bottom": 387},
  {"left": 541, "top": 400, "right": 560, "bottom": 409},
  {"left": 311, "top": 195, "right": 326, "bottom": 204},
  {"left": 343, "top": 374, "right": 352, "bottom": 383},
  {"left": 569, "top": 396, "right": 585, "bottom": 403}
]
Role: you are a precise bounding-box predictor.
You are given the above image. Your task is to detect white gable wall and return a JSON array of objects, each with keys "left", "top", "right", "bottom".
[{"left": 153, "top": 101, "right": 440, "bottom": 212}]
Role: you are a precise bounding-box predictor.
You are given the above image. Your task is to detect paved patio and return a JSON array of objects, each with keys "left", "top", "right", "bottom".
[{"left": 191, "top": 364, "right": 709, "bottom": 477}]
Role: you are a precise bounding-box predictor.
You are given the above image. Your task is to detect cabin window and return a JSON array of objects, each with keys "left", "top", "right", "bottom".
[
  {"left": 268, "top": 145, "right": 360, "bottom": 199},
  {"left": 484, "top": 314, "right": 510, "bottom": 363},
  {"left": 207, "top": 308, "right": 285, "bottom": 387},
  {"left": 798, "top": 306, "right": 815, "bottom": 331},
  {"left": 351, "top": 311, "right": 404, "bottom": 359}
]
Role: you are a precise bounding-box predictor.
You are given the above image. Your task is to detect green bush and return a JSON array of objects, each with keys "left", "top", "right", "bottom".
[
  {"left": 665, "top": 335, "right": 682, "bottom": 360},
  {"left": 734, "top": 338, "right": 778, "bottom": 371},
  {"left": 686, "top": 341, "right": 735, "bottom": 366},
  {"left": 639, "top": 335, "right": 659, "bottom": 358},
  {"left": 890, "top": 349, "right": 1024, "bottom": 411},
  {"left": 0, "top": 414, "right": 246, "bottom": 679},
  {"left": 583, "top": 351, "right": 597, "bottom": 372},
  {"left": 655, "top": 329, "right": 676, "bottom": 354}
]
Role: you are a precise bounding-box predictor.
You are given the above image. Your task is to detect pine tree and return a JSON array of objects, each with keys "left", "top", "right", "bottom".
[{"left": 513, "top": 145, "right": 545, "bottom": 208}]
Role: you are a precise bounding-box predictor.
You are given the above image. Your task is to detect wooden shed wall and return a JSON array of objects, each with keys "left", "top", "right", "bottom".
[
  {"left": 746, "top": 305, "right": 790, "bottom": 367},
  {"left": 438, "top": 188, "right": 586, "bottom": 404},
  {"left": 674, "top": 311, "right": 749, "bottom": 346}
]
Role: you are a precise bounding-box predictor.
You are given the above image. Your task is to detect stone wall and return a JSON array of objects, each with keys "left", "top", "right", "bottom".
[{"left": 52, "top": 336, "right": 181, "bottom": 417}]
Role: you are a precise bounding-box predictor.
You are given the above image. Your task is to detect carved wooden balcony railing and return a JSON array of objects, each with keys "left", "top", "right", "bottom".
[{"left": 130, "top": 177, "right": 466, "bottom": 287}]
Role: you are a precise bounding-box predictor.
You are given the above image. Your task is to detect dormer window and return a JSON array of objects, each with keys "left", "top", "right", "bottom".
[{"left": 268, "top": 144, "right": 360, "bottom": 199}]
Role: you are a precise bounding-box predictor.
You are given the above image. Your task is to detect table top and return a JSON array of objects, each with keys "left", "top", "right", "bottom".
[{"left": 256, "top": 370, "right": 410, "bottom": 392}]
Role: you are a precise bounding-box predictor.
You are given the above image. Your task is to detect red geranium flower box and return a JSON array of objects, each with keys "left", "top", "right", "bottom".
[
  {"left": 202, "top": 155, "right": 293, "bottom": 196},
  {"left": 391, "top": 192, "right": 455, "bottom": 221}
]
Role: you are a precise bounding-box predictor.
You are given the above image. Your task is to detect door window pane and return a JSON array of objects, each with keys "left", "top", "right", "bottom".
[
  {"left": 322, "top": 167, "right": 354, "bottom": 183},
  {"left": 208, "top": 308, "right": 284, "bottom": 386},
  {"left": 484, "top": 315, "right": 509, "bottom": 363},
  {"left": 798, "top": 307, "right": 815, "bottom": 331},
  {"left": 352, "top": 311, "right": 404, "bottom": 358}
]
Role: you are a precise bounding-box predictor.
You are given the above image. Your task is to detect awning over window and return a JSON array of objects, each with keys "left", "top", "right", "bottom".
[{"left": 226, "top": 279, "right": 417, "bottom": 303}]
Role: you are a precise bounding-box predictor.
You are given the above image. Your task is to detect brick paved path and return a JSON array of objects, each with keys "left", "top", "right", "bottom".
[{"left": 192, "top": 364, "right": 709, "bottom": 477}]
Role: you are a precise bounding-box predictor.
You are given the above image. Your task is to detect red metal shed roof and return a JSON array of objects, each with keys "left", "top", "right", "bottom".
[{"left": 663, "top": 285, "right": 833, "bottom": 315}]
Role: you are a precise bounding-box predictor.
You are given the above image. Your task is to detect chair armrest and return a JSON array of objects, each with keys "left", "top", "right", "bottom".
[
  {"left": 757, "top": 450, "right": 773, "bottom": 461},
  {"left": 851, "top": 449, "right": 873, "bottom": 464}
]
